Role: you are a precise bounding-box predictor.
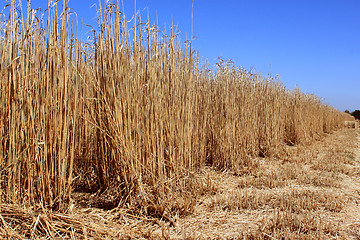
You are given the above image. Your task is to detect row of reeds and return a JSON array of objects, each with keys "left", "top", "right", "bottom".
[{"left": 0, "top": 0, "right": 354, "bottom": 211}]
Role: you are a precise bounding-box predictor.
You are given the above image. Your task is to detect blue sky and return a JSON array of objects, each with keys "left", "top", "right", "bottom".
[{"left": 2, "top": 0, "right": 359, "bottom": 111}]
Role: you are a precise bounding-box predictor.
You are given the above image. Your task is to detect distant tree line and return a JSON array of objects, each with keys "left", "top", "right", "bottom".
[{"left": 345, "top": 110, "right": 360, "bottom": 120}]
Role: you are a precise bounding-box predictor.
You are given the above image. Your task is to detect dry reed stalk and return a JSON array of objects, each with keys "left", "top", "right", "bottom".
[{"left": 0, "top": 0, "right": 354, "bottom": 222}]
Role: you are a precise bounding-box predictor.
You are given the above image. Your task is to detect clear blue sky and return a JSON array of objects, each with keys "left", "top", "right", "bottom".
[{"left": 3, "top": 0, "right": 360, "bottom": 111}]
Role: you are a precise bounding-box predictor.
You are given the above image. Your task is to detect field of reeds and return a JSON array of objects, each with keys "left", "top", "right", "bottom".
[{"left": 0, "top": 0, "right": 356, "bottom": 238}]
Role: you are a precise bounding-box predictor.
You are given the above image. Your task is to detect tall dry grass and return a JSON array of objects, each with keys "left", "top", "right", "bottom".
[{"left": 0, "top": 0, "right": 354, "bottom": 213}]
